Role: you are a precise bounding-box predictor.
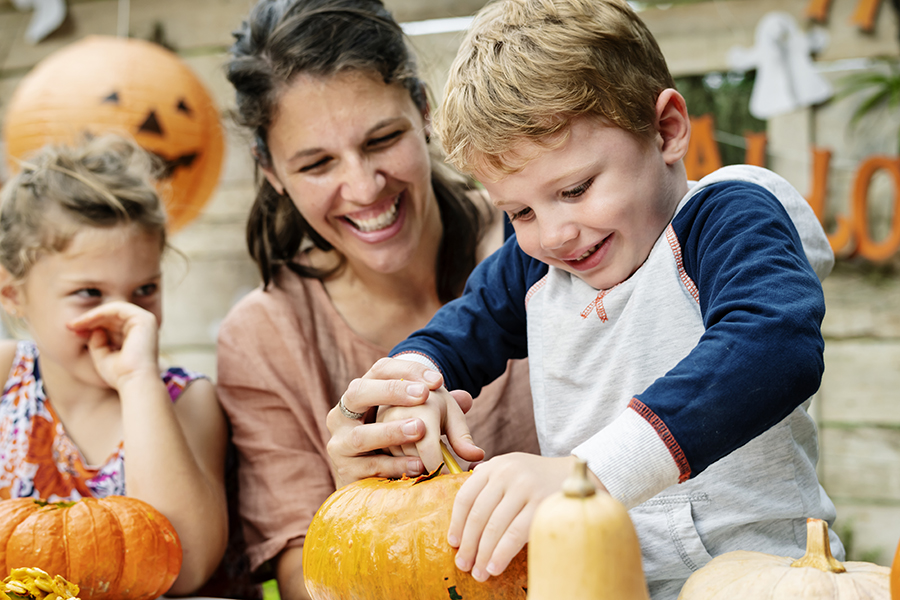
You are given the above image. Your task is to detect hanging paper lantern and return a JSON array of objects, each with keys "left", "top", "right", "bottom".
[{"left": 2, "top": 35, "right": 225, "bottom": 232}]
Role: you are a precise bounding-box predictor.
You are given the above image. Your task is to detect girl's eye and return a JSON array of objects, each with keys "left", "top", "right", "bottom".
[
  {"left": 368, "top": 130, "right": 403, "bottom": 148},
  {"left": 135, "top": 283, "right": 158, "bottom": 298},
  {"left": 298, "top": 156, "right": 331, "bottom": 173},
  {"left": 74, "top": 288, "right": 102, "bottom": 299},
  {"left": 508, "top": 207, "right": 533, "bottom": 222},
  {"left": 561, "top": 177, "right": 595, "bottom": 199}
]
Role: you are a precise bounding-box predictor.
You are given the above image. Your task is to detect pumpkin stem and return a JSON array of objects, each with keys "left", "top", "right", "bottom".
[
  {"left": 562, "top": 458, "right": 596, "bottom": 498},
  {"left": 790, "top": 518, "right": 846, "bottom": 573}
]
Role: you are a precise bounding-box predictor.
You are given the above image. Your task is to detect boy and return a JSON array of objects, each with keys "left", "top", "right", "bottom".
[{"left": 343, "top": 0, "right": 842, "bottom": 597}]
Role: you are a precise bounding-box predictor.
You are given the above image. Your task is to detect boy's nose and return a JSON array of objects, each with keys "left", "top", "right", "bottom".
[
  {"left": 539, "top": 219, "right": 579, "bottom": 251},
  {"left": 340, "top": 155, "right": 387, "bottom": 205}
]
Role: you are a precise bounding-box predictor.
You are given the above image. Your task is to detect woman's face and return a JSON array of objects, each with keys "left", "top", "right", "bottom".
[{"left": 261, "top": 71, "right": 440, "bottom": 276}]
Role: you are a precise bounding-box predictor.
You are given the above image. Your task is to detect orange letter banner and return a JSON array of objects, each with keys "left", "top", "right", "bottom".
[
  {"left": 851, "top": 0, "right": 883, "bottom": 32},
  {"left": 806, "top": 147, "right": 855, "bottom": 254},
  {"left": 684, "top": 114, "right": 722, "bottom": 181},
  {"left": 851, "top": 156, "right": 900, "bottom": 261},
  {"left": 806, "top": 0, "right": 833, "bottom": 22}
]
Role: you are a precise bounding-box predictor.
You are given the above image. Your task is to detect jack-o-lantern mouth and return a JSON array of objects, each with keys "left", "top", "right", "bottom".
[{"left": 151, "top": 151, "right": 198, "bottom": 180}]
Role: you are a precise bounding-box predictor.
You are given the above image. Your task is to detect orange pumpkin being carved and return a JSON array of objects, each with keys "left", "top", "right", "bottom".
[
  {"left": 2, "top": 35, "right": 225, "bottom": 232},
  {"left": 0, "top": 496, "right": 182, "bottom": 600},
  {"left": 303, "top": 470, "right": 527, "bottom": 600}
]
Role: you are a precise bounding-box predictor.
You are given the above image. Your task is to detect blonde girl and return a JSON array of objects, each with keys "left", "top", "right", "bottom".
[{"left": 0, "top": 135, "right": 227, "bottom": 595}]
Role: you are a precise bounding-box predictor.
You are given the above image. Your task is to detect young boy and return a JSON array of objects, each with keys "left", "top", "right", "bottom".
[{"left": 345, "top": 0, "right": 842, "bottom": 597}]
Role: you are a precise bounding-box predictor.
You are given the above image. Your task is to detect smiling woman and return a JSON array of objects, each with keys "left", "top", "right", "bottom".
[{"left": 214, "top": 2, "right": 540, "bottom": 600}]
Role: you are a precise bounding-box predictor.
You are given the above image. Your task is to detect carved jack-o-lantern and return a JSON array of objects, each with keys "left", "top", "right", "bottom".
[{"left": 2, "top": 35, "right": 225, "bottom": 232}]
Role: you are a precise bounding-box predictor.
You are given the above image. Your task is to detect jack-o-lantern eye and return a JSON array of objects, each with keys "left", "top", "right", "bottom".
[
  {"left": 176, "top": 99, "right": 192, "bottom": 116},
  {"left": 102, "top": 91, "right": 120, "bottom": 105}
]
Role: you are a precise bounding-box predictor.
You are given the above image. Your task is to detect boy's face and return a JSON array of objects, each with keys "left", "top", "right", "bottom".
[{"left": 478, "top": 115, "right": 685, "bottom": 290}]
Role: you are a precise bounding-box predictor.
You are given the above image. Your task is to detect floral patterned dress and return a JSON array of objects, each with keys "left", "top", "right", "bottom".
[{"left": 0, "top": 340, "right": 203, "bottom": 501}]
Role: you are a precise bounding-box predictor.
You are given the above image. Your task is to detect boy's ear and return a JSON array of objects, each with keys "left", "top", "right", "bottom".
[{"left": 654, "top": 88, "right": 691, "bottom": 165}]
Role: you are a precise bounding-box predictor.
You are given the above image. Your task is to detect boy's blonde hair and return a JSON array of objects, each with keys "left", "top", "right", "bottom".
[
  {"left": 0, "top": 134, "right": 167, "bottom": 281},
  {"left": 435, "top": 0, "right": 675, "bottom": 176}
]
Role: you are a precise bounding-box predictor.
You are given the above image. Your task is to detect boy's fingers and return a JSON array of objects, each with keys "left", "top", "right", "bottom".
[
  {"left": 484, "top": 508, "right": 532, "bottom": 578},
  {"left": 470, "top": 494, "right": 525, "bottom": 582},
  {"left": 453, "top": 472, "right": 502, "bottom": 573},
  {"left": 448, "top": 389, "right": 474, "bottom": 414},
  {"left": 449, "top": 468, "right": 487, "bottom": 551},
  {"left": 444, "top": 409, "right": 484, "bottom": 463},
  {"left": 415, "top": 428, "right": 444, "bottom": 473}
]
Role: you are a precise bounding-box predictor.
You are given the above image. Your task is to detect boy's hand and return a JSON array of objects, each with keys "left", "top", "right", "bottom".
[
  {"left": 378, "top": 385, "right": 484, "bottom": 473},
  {"left": 449, "top": 454, "right": 607, "bottom": 582},
  {"left": 66, "top": 301, "right": 160, "bottom": 390},
  {"left": 328, "top": 357, "right": 480, "bottom": 484}
]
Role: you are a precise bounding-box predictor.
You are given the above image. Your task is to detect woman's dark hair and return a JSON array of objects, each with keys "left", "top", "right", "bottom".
[{"left": 227, "top": 0, "right": 486, "bottom": 302}]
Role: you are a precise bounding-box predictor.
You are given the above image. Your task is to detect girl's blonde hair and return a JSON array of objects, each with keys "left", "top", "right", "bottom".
[
  {"left": 435, "top": 0, "right": 676, "bottom": 177},
  {"left": 0, "top": 134, "right": 167, "bottom": 281}
]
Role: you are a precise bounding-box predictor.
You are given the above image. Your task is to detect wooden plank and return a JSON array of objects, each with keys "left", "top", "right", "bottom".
[
  {"left": 820, "top": 427, "right": 900, "bottom": 502},
  {"left": 1, "top": 1, "right": 118, "bottom": 73},
  {"left": 819, "top": 340, "right": 900, "bottom": 423},
  {"left": 822, "top": 271, "right": 900, "bottom": 339},
  {"left": 160, "top": 254, "right": 259, "bottom": 348},
  {"left": 640, "top": 0, "right": 899, "bottom": 77},
  {"left": 831, "top": 502, "right": 900, "bottom": 566}
]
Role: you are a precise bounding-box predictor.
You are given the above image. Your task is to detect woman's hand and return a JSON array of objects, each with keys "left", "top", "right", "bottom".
[
  {"left": 327, "top": 357, "right": 482, "bottom": 486},
  {"left": 66, "top": 301, "right": 160, "bottom": 390}
]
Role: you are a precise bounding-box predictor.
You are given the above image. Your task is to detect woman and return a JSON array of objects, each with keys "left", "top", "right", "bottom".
[{"left": 216, "top": 1, "right": 539, "bottom": 599}]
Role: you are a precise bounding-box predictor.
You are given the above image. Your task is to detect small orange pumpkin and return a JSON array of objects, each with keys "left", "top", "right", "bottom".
[
  {"left": 0, "top": 496, "right": 182, "bottom": 600},
  {"left": 303, "top": 470, "right": 527, "bottom": 600}
]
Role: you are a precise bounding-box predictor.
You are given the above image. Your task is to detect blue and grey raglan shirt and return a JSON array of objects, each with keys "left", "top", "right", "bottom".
[{"left": 391, "top": 165, "right": 841, "bottom": 595}]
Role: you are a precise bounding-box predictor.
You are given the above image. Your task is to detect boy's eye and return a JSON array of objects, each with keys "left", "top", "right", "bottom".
[
  {"left": 508, "top": 207, "right": 533, "bottom": 222},
  {"left": 135, "top": 283, "right": 158, "bottom": 298},
  {"left": 561, "top": 177, "right": 595, "bottom": 199}
]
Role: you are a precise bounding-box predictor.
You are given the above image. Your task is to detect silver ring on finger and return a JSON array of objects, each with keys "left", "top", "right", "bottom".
[{"left": 339, "top": 395, "right": 366, "bottom": 420}]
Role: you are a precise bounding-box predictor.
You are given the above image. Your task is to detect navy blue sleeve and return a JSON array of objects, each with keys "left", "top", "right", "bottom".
[
  {"left": 636, "top": 181, "right": 826, "bottom": 478},
  {"left": 390, "top": 235, "right": 548, "bottom": 396}
]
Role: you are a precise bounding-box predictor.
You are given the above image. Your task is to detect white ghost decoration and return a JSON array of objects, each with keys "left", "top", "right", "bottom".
[
  {"left": 728, "top": 11, "right": 833, "bottom": 119},
  {"left": 11, "top": 0, "right": 67, "bottom": 44}
]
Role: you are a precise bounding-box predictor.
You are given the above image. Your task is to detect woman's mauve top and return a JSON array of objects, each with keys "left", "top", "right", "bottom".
[{"left": 216, "top": 267, "right": 539, "bottom": 571}]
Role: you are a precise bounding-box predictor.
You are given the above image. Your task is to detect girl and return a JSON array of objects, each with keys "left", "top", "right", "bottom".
[{"left": 0, "top": 135, "right": 228, "bottom": 596}]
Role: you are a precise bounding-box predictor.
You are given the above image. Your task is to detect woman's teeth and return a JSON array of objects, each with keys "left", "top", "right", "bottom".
[{"left": 345, "top": 196, "right": 400, "bottom": 232}]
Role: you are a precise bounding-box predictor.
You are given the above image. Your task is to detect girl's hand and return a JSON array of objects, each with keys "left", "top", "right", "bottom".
[
  {"left": 326, "top": 357, "right": 482, "bottom": 486},
  {"left": 449, "top": 454, "right": 606, "bottom": 582},
  {"left": 66, "top": 301, "right": 160, "bottom": 390}
]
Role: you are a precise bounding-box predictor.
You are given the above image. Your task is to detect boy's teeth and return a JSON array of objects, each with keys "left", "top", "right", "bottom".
[
  {"left": 346, "top": 196, "right": 400, "bottom": 232},
  {"left": 577, "top": 243, "right": 600, "bottom": 260}
]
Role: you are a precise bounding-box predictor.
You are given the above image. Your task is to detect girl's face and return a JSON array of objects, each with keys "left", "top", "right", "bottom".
[
  {"left": 260, "top": 71, "right": 441, "bottom": 276},
  {"left": 3, "top": 223, "right": 163, "bottom": 389}
]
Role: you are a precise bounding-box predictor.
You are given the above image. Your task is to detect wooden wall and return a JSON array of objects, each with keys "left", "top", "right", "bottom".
[{"left": 1, "top": 0, "right": 899, "bottom": 566}]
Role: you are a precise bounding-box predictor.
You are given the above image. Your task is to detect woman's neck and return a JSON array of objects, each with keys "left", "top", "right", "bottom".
[{"left": 316, "top": 204, "right": 446, "bottom": 349}]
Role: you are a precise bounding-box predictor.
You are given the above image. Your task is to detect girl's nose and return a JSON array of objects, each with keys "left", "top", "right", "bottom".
[{"left": 340, "top": 155, "right": 387, "bottom": 205}]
